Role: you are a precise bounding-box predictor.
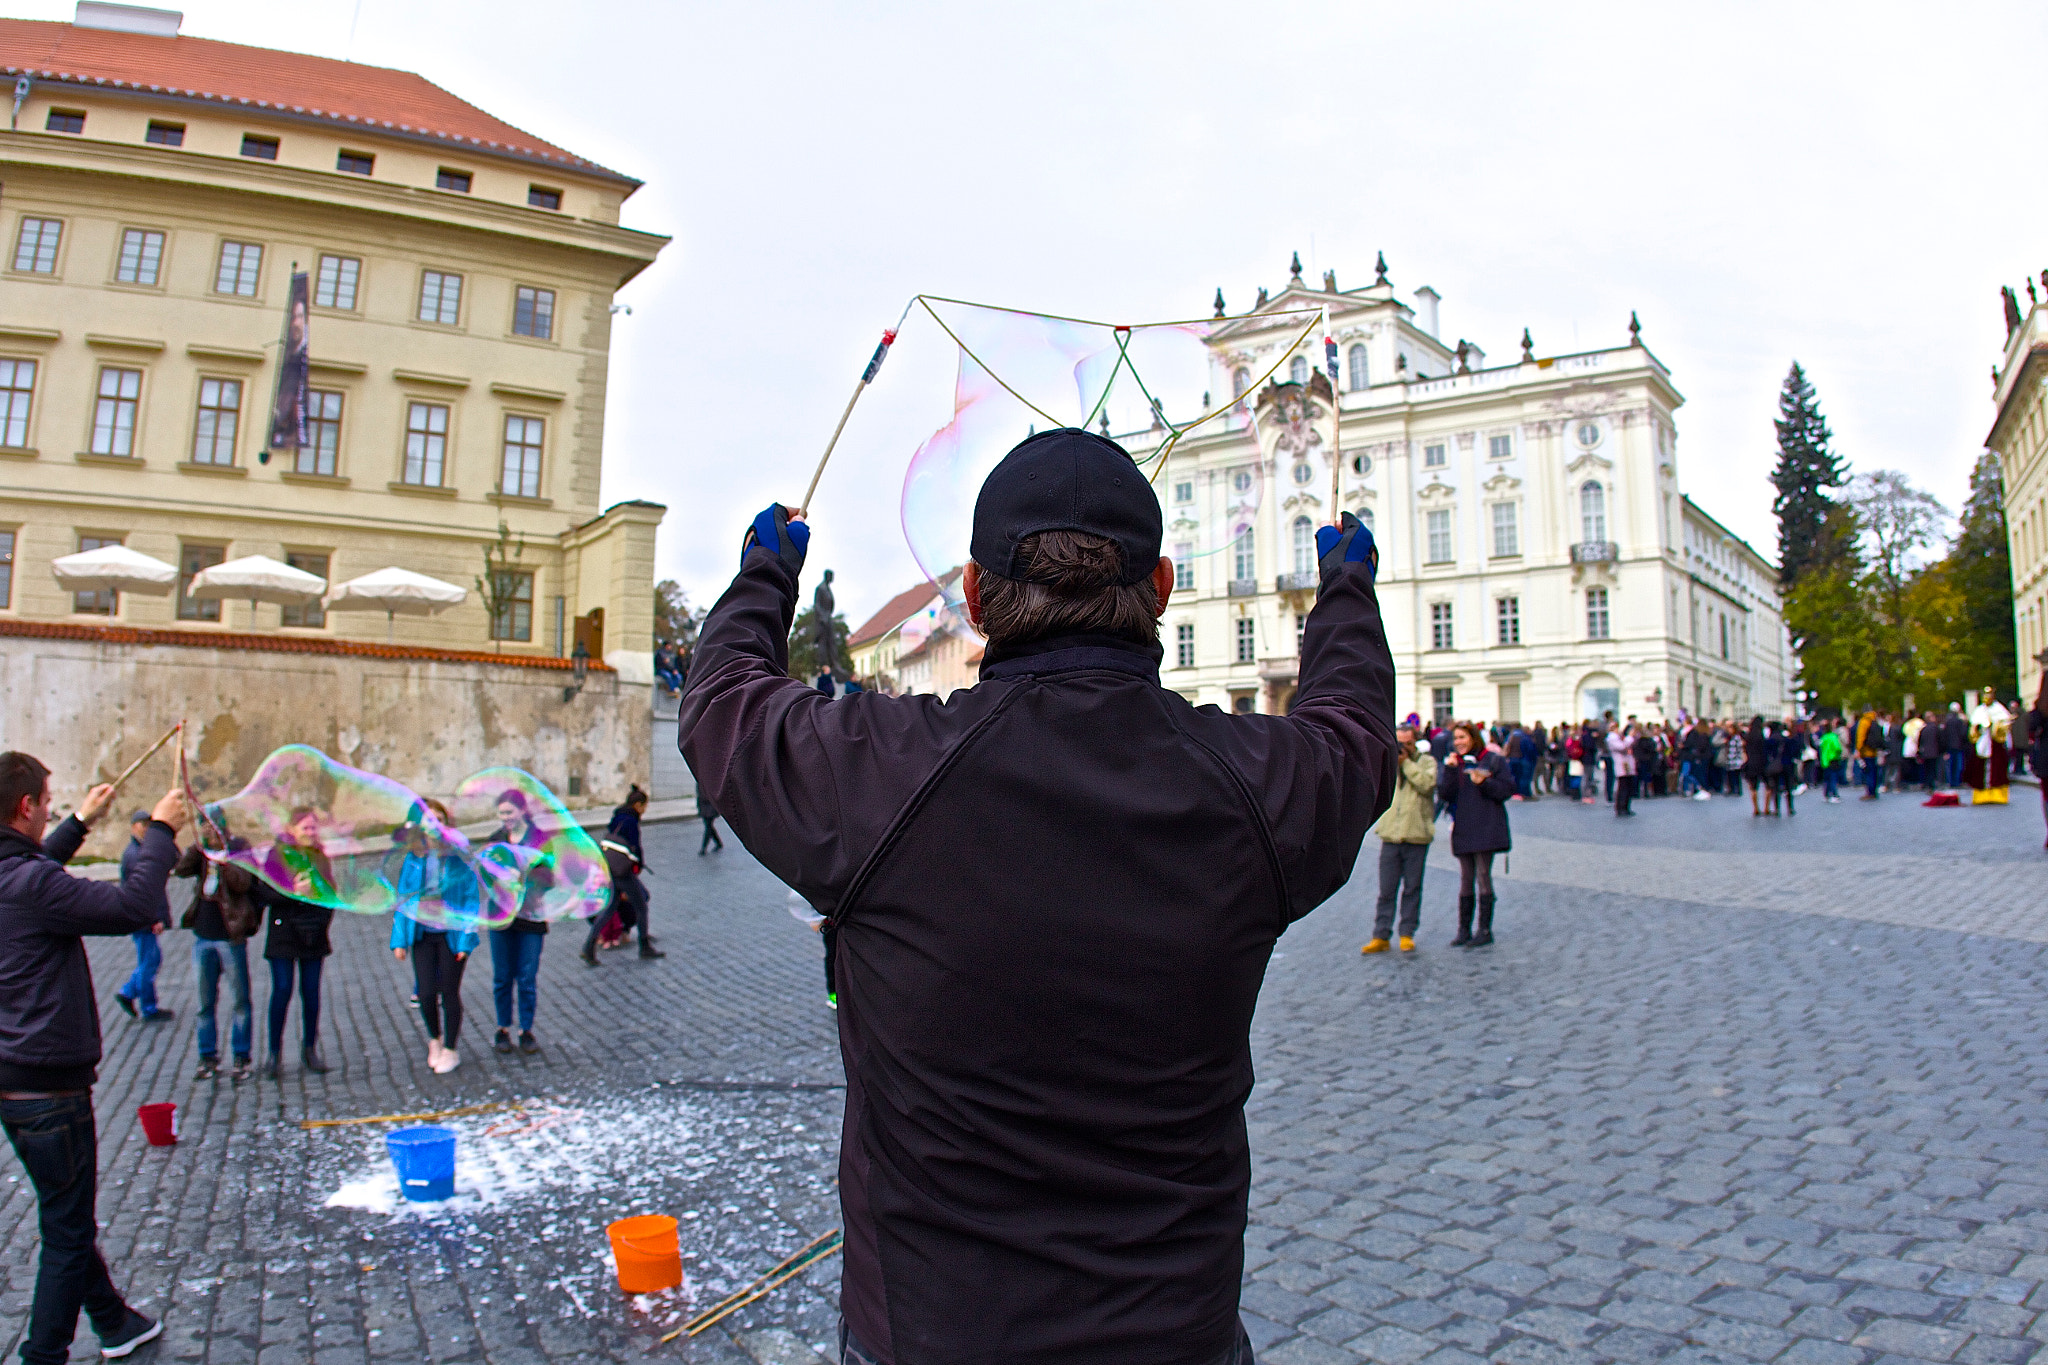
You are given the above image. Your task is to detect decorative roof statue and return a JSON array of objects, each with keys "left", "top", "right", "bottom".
[
  {"left": 1213, "top": 287, "right": 1226, "bottom": 318},
  {"left": 1322, "top": 269, "right": 1337, "bottom": 293},
  {"left": 1374, "top": 252, "right": 1389, "bottom": 285},
  {"left": 1255, "top": 286, "right": 1268, "bottom": 308},
  {"left": 1629, "top": 310, "right": 1642, "bottom": 346},
  {"left": 1520, "top": 328, "right": 1534, "bottom": 363},
  {"left": 2005, "top": 286, "right": 2023, "bottom": 337},
  {"left": 1455, "top": 339, "right": 1470, "bottom": 374},
  {"left": 1289, "top": 251, "right": 1303, "bottom": 284}
]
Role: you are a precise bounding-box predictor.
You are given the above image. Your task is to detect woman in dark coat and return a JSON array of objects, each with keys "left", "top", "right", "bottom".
[
  {"left": 258, "top": 806, "right": 336, "bottom": 1078},
  {"left": 696, "top": 779, "right": 724, "bottom": 855},
  {"left": 1742, "top": 716, "right": 1769, "bottom": 816},
  {"left": 582, "top": 787, "right": 662, "bottom": 964},
  {"left": 1437, "top": 721, "right": 1514, "bottom": 948}
]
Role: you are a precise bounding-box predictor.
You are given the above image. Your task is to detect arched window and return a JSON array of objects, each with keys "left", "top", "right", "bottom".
[
  {"left": 1289, "top": 355, "right": 1309, "bottom": 385},
  {"left": 1292, "top": 516, "right": 1315, "bottom": 576},
  {"left": 1580, "top": 480, "right": 1608, "bottom": 544},
  {"left": 1347, "top": 343, "right": 1369, "bottom": 391},
  {"left": 1232, "top": 367, "right": 1250, "bottom": 399}
]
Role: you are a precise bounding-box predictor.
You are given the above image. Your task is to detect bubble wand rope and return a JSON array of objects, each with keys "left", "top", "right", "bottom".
[{"left": 798, "top": 299, "right": 916, "bottom": 518}]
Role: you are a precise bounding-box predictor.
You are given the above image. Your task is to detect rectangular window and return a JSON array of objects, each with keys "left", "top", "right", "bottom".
[
  {"left": 1232, "top": 528, "right": 1254, "bottom": 583},
  {"left": 0, "top": 527, "right": 12, "bottom": 609},
  {"left": 191, "top": 378, "right": 241, "bottom": 465},
  {"left": 1498, "top": 683, "right": 1521, "bottom": 725},
  {"left": 1426, "top": 509, "right": 1453, "bottom": 563},
  {"left": 1491, "top": 501, "right": 1519, "bottom": 557},
  {"left": 1719, "top": 614, "right": 1728, "bottom": 659},
  {"left": 240, "top": 134, "right": 279, "bottom": 160},
  {"left": 403, "top": 402, "right": 449, "bottom": 486},
  {"left": 336, "top": 150, "right": 374, "bottom": 175},
  {"left": 1497, "top": 596, "right": 1520, "bottom": 645},
  {"left": 0, "top": 358, "right": 35, "bottom": 448},
  {"left": 73, "top": 535, "right": 120, "bottom": 615},
  {"left": 145, "top": 120, "right": 184, "bottom": 146},
  {"left": 1423, "top": 442, "right": 1446, "bottom": 468},
  {"left": 1430, "top": 601, "right": 1454, "bottom": 650},
  {"left": 1175, "top": 622, "right": 1194, "bottom": 669},
  {"left": 45, "top": 108, "right": 84, "bottom": 134},
  {"left": 1173, "top": 541, "right": 1193, "bottom": 591},
  {"left": 418, "top": 270, "right": 462, "bottom": 325},
  {"left": 436, "top": 167, "right": 472, "bottom": 193},
  {"left": 177, "top": 543, "right": 224, "bottom": 622},
  {"left": 91, "top": 367, "right": 142, "bottom": 456},
  {"left": 1431, "top": 686, "right": 1454, "bottom": 725},
  {"left": 1488, "top": 433, "right": 1513, "bottom": 460},
  {"left": 1296, "top": 611, "right": 1307, "bottom": 654},
  {"left": 1589, "top": 587, "right": 1612, "bottom": 641},
  {"left": 115, "top": 228, "right": 165, "bottom": 285},
  {"left": 314, "top": 254, "right": 360, "bottom": 310},
  {"left": 280, "top": 552, "right": 329, "bottom": 627},
  {"left": 527, "top": 185, "right": 562, "bottom": 210},
  {"left": 214, "top": 240, "right": 262, "bottom": 296},
  {"left": 500, "top": 415, "right": 544, "bottom": 498},
  {"left": 13, "top": 217, "right": 62, "bottom": 273},
  {"left": 1173, "top": 480, "right": 1193, "bottom": 504},
  {"left": 1235, "top": 617, "right": 1256, "bottom": 663},
  {"left": 491, "top": 570, "right": 534, "bottom": 641},
  {"left": 299, "top": 389, "right": 343, "bottom": 476},
  {"left": 512, "top": 285, "right": 555, "bottom": 340}
]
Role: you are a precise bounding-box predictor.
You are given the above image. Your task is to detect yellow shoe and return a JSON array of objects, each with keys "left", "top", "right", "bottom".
[
  {"left": 1361, "top": 938, "right": 1390, "bottom": 954},
  {"left": 1398, "top": 937, "right": 1416, "bottom": 952}
]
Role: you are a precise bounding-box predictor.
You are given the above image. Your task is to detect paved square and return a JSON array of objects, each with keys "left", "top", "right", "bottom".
[{"left": 7, "top": 784, "right": 2046, "bottom": 1365}]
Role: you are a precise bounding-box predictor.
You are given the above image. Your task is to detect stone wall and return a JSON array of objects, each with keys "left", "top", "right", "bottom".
[{"left": 0, "top": 624, "right": 650, "bottom": 860}]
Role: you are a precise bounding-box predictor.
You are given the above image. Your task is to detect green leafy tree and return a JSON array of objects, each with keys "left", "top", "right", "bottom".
[
  {"left": 1770, "top": 362, "right": 1851, "bottom": 589},
  {"left": 654, "top": 580, "right": 706, "bottom": 652},
  {"left": 473, "top": 521, "right": 528, "bottom": 653},
  {"left": 787, "top": 604, "right": 849, "bottom": 682},
  {"left": 1904, "top": 452, "right": 2014, "bottom": 707},
  {"left": 1849, "top": 470, "right": 1950, "bottom": 702}
]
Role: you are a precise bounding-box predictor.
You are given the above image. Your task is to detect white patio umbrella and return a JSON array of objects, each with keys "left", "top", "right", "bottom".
[
  {"left": 188, "top": 555, "right": 328, "bottom": 614},
  {"left": 322, "top": 566, "right": 467, "bottom": 640},
  {"left": 49, "top": 544, "right": 179, "bottom": 596}
]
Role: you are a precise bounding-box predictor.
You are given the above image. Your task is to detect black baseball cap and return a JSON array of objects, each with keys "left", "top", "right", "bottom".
[{"left": 969, "top": 428, "right": 1162, "bottom": 585}]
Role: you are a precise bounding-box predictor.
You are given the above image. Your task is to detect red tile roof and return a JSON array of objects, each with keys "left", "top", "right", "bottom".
[
  {"left": 0, "top": 616, "right": 611, "bottom": 671},
  {"left": 848, "top": 568, "right": 961, "bottom": 647},
  {"left": 0, "top": 17, "right": 632, "bottom": 183}
]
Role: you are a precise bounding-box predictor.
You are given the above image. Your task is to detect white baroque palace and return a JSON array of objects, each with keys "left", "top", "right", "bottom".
[{"left": 1125, "top": 259, "right": 1790, "bottom": 725}]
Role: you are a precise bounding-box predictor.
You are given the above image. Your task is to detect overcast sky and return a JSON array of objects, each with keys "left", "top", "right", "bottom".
[{"left": 22, "top": 0, "right": 2047, "bottom": 627}]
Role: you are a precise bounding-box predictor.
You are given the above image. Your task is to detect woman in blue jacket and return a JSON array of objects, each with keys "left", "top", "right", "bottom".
[{"left": 384, "top": 800, "right": 480, "bottom": 1074}]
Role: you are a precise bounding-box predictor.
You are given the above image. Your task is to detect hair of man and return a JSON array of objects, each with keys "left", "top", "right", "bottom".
[
  {"left": 968, "top": 529, "right": 1167, "bottom": 648},
  {"left": 0, "top": 751, "right": 51, "bottom": 826}
]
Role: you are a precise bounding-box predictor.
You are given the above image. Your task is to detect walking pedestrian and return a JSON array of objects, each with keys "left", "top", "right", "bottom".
[
  {"left": 0, "top": 752, "right": 184, "bottom": 1363},
  {"left": 1818, "top": 720, "right": 1844, "bottom": 801},
  {"left": 1741, "top": 717, "right": 1768, "bottom": 815},
  {"left": 257, "top": 806, "right": 336, "bottom": 1077},
  {"left": 1607, "top": 722, "right": 1638, "bottom": 816},
  {"left": 582, "top": 786, "right": 663, "bottom": 965},
  {"left": 1363, "top": 725, "right": 1436, "bottom": 954},
  {"left": 385, "top": 801, "right": 478, "bottom": 1075},
  {"left": 696, "top": 778, "right": 724, "bottom": 855},
  {"left": 2029, "top": 670, "right": 2048, "bottom": 848},
  {"left": 1438, "top": 721, "right": 1512, "bottom": 945},
  {"left": 678, "top": 429, "right": 1395, "bottom": 1362},
  {"left": 111, "top": 812, "right": 173, "bottom": 1024},
  {"left": 1854, "top": 708, "right": 1884, "bottom": 800},
  {"left": 173, "top": 824, "right": 256, "bottom": 1082},
  {"left": 486, "top": 790, "right": 551, "bottom": 1055}
]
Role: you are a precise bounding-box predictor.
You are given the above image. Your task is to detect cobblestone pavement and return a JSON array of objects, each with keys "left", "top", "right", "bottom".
[{"left": 5, "top": 786, "right": 2046, "bottom": 1365}]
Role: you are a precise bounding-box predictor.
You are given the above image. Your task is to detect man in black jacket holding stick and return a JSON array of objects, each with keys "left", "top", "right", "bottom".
[
  {"left": 680, "top": 428, "right": 1396, "bottom": 1365},
  {"left": 0, "top": 752, "right": 186, "bottom": 1363}
]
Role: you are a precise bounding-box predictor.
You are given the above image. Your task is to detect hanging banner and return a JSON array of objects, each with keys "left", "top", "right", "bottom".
[{"left": 268, "top": 269, "right": 310, "bottom": 450}]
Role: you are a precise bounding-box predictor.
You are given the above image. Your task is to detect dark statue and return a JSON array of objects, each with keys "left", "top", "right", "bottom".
[{"left": 813, "top": 569, "right": 838, "bottom": 676}]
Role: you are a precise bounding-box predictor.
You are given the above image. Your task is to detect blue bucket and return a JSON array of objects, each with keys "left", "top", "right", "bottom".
[{"left": 385, "top": 1126, "right": 456, "bottom": 1202}]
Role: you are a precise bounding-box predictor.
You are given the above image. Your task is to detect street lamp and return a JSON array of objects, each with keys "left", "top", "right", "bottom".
[{"left": 563, "top": 639, "right": 589, "bottom": 703}]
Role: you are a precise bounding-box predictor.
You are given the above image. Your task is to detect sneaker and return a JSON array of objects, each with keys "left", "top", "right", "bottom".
[
  {"left": 99, "top": 1310, "right": 161, "bottom": 1359},
  {"left": 141, "top": 1008, "right": 174, "bottom": 1023},
  {"left": 193, "top": 1059, "right": 219, "bottom": 1081},
  {"left": 826, "top": 993, "right": 838, "bottom": 1010},
  {"left": 638, "top": 944, "right": 666, "bottom": 960},
  {"left": 577, "top": 947, "right": 600, "bottom": 968},
  {"left": 431, "top": 1045, "right": 461, "bottom": 1075},
  {"left": 1398, "top": 937, "right": 1416, "bottom": 952},
  {"left": 518, "top": 1031, "right": 540, "bottom": 1055},
  {"left": 1794, "top": 784, "right": 1808, "bottom": 795},
  {"left": 1361, "top": 939, "right": 1390, "bottom": 954},
  {"left": 493, "top": 1029, "right": 514, "bottom": 1055},
  {"left": 114, "top": 994, "right": 137, "bottom": 1020},
  {"left": 301, "top": 1044, "right": 329, "bottom": 1074},
  {"left": 1693, "top": 791, "right": 1711, "bottom": 802},
  {"left": 230, "top": 1057, "right": 252, "bottom": 1083}
]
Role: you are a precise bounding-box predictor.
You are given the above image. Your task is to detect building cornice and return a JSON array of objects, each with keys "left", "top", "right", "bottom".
[{"left": 1988, "top": 341, "right": 2048, "bottom": 449}]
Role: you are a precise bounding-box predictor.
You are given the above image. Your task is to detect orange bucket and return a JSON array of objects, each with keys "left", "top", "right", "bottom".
[{"left": 607, "top": 1215, "right": 682, "bottom": 1294}]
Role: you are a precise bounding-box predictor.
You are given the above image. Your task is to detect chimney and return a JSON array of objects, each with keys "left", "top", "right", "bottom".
[
  {"left": 1412, "top": 286, "right": 1440, "bottom": 339},
  {"left": 74, "top": 2, "right": 182, "bottom": 35}
]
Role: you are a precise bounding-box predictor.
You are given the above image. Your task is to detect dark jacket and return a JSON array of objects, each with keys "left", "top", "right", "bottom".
[
  {"left": 694, "top": 780, "right": 719, "bottom": 821},
  {"left": 257, "top": 880, "right": 334, "bottom": 961},
  {"left": 0, "top": 815, "right": 177, "bottom": 1089},
  {"left": 601, "top": 803, "right": 646, "bottom": 881},
  {"left": 1437, "top": 751, "right": 1514, "bottom": 854},
  {"left": 173, "top": 841, "right": 256, "bottom": 942},
  {"left": 679, "top": 546, "right": 1395, "bottom": 1365}
]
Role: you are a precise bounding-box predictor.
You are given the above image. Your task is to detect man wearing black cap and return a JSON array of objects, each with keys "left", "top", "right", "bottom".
[{"left": 680, "top": 428, "right": 1395, "bottom": 1365}]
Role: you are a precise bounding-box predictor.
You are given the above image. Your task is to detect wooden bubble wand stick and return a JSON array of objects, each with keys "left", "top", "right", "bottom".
[
  {"left": 104, "top": 724, "right": 182, "bottom": 797},
  {"left": 798, "top": 299, "right": 916, "bottom": 518}
]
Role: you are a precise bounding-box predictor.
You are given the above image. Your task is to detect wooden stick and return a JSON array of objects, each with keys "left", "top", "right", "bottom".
[
  {"left": 659, "top": 1229, "right": 841, "bottom": 1342},
  {"left": 799, "top": 382, "right": 866, "bottom": 518},
  {"left": 106, "top": 724, "right": 182, "bottom": 795},
  {"left": 299, "top": 1100, "right": 515, "bottom": 1131},
  {"left": 682, "top": 1241, "right": 842, "bottom": 1338}
]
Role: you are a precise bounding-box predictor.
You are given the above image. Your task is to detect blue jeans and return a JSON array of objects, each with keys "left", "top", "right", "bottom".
[
  {"left": 193, "top": 939, "right": 251, "bottom": 1062},
  {"left": 267, "top": 958, "right": 323, "bottom": 1054},
  {"left": 1862, "top": 757, "right": 1882, "bottom": 797},
  {"left": 117, "top": 932, "right": 161, "bottom": 1016},
  {"left": 490, "top": 928, "right": 545, "bottom": 1032},
  {"left": 1823, "top": 762, "right": 1841, "bottom": 800},
  {"left": 0, "top": 1094, "right": 131, "bottom": 1365}
]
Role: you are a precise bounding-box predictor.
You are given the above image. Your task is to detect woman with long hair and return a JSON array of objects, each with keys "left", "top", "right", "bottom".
[
  {"left": 582, "top": 786, "right": 663, "bottom": 965},
  {"left": 485, "top": 789, "right": 552, "bottom": 1055},
  {"left": 386, "top": 799, "right": 480, "bottom": 1074},
  {"left": 258, "top": 806, "right": 335, "bottom": 1077},
  {"left": 1743, "top": 716, "right": 1769, "bottom": 816},
  {"left": 1437, "top": 721, "right": 1514, "bottom": 947}
]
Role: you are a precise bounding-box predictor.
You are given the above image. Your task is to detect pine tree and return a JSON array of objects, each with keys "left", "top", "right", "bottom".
[{"left": 1769, "top": 362, "right": 1850, "bottom": 588}]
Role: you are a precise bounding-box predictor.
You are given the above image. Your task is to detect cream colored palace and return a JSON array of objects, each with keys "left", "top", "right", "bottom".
[{"left": 1125, "top": 258, "right": 1790, "bottom": 725}]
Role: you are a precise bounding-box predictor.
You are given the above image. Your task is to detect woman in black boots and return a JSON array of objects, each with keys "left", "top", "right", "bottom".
[{"left": 1437, "top": 721, "right": 1514, "bottom": 947}]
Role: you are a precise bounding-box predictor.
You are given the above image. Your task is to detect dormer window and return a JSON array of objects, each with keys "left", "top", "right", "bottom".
[
  {"left": 527, "top": 185, "right": 562, "bottom": 211},
  {"left": 436, "top": 167, "right": 472, "bottom": 193}
]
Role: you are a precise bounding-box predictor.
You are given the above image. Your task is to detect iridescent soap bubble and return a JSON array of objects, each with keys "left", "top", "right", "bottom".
[{"left": 443, "top": 768, "right": 610, "bottom": 929}]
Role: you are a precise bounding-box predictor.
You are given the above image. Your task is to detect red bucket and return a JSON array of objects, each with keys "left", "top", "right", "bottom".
[{"left": 137, "top": 1102, "right": 177, "bottom": 1147}]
